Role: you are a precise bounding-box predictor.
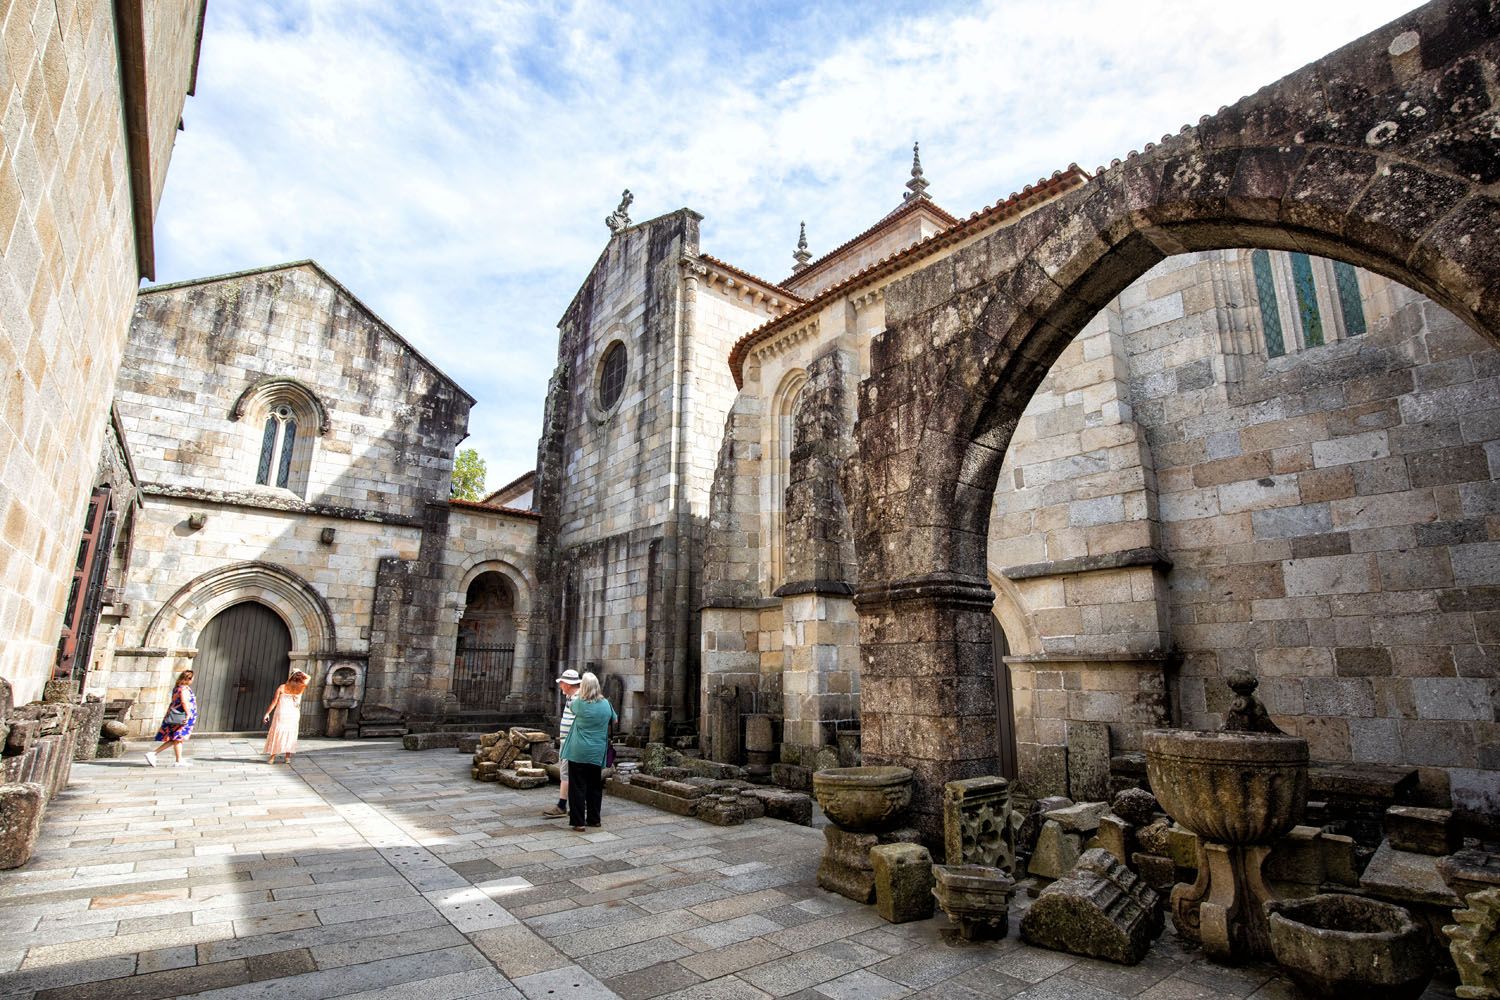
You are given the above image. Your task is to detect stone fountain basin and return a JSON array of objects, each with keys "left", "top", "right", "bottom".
[
  {"left": 1265, "top": 894, "right": 1432, "bottom": 1000},
  {"left": 1144, "top": 728, "right": 1307, "bottom": 844},
  {"left": 812, "top": 766, "right": 913, "bottom": 832}
]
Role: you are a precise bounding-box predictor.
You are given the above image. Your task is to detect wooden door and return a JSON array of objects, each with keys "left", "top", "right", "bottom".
[{"left": 193, "top": 602, "right": 291, "bottom": 731}]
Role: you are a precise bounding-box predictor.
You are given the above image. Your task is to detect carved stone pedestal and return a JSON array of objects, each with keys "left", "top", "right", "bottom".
[
  {"left": 817, "top": 826, "right": 920, "bottom": 903},
  {"left": 1173, "top": 840, "right": 1276, "bottom": 962}
]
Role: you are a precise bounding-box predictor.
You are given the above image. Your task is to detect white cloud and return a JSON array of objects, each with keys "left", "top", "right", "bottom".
[{"left": 152, "top": 0, "right": 1416, "bottom": 482}]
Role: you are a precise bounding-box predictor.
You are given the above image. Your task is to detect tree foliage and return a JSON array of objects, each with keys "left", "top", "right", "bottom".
[{"left": 451, "top": 447, "right": 486, "bottom": 501}]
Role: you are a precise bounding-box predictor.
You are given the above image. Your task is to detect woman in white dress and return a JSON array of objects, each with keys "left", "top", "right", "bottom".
[{"left": 263, "top": 669, "right": 308, "bottom": 764}]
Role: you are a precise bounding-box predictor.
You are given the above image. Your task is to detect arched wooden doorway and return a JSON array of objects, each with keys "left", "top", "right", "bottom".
[{"left": 193, "top": 601, "right": 292, "bottom": 731}]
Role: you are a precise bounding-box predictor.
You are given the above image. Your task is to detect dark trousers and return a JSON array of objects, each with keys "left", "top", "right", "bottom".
[{"left": 567, "top": 761, "right": 604, "bottom": 826}]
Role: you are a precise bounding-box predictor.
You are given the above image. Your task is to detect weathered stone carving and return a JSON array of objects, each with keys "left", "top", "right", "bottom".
[
  {"left": 1447, "top": 887, "right": 1500, "bottom": 1000},
  {"left": 1268, "top": 894, "right": 1433, "bottom": 1000},
  {"left": 605, "top": 190, "right": 633, "bottom": 233},
  {"left": 813, "top": 765, "right": 915, "bottom": 901},
  {"left": 942, "top": 776, "right": 1014, "bottom": 873},
  {"left": 1020, "top": 848, "right": 1162, "bottom": 965},
  {"left": 1145, "top": 724, "right": 1308, "bottom": 963},
  {"left": 1220, "top": 668, "right": 1285, "bottom": 735},
  {"left": 870, "top": 843, "right": 934, "bottom": 924},
  {"left": 322, "top": 661, "right": 363, "bottom": 738},
  {"left": 932, "top": 864, "right": 1015, "bottom": 941},
  {"left": 812, "top": 766, "right": 912, "bottom": 833}
]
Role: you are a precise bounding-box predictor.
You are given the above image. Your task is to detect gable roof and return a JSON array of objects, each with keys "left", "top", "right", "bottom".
[
  {"left": 728, "top": 165, "right": 1091, "bottom": 388},
  {"left": 140, "top": 260, "right": 477, "bottom": 404},
  {"left": 780, "top": 195, "right": 961, "bottom": 293}
]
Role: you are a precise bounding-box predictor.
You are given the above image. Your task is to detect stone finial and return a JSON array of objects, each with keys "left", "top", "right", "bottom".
[
  {"left": 1221, "top": 668, "right": 1286, "bottom": 735},
  {"left": 792, "top": 221, "right": 812, "bottom": 271},
  {"left": 605, "top": 189, "right": 634, "bottom": 234},
  {"left": 904, "top": 142, "right": 930, "bottom": 201}
]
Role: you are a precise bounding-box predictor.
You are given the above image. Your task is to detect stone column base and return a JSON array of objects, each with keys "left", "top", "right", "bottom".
[{"left": 817, "top": 825, "right": 921, "bottom": 903}]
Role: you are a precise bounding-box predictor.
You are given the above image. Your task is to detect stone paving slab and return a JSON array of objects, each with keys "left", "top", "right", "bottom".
[{"left": 0, "top": 738, "right": 1462, "bottom": 1000}]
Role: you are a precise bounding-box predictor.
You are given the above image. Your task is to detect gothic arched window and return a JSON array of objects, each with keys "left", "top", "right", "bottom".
[
  {"left": 1250, "top": 250, "right": 1368, "bottom": 358},
  {"left": 257, "top": 404, "right": 299, "bottom": 489},
  {"left": 232, "top": 377, "right": 327, "bottom": 500}
]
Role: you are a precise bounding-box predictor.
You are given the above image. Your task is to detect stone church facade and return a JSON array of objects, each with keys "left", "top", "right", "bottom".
[
  {"left": 91, "top": 262, "right": 540, "bottom": 737},
  {"left": 526, "top": 149, "right": 1498, "bottom": 824}
]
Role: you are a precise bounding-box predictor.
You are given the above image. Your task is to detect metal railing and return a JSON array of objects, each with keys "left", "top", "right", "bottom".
[{"left": 452, "top": 644, "right": 515, "bottom": 709}]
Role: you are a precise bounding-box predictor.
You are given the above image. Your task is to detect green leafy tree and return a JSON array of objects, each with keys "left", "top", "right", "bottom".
[{"left": 451, "top": 448, "right": 486, "bottom": 501}]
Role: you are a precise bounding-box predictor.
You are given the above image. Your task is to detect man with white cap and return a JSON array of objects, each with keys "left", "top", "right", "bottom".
[{"left": 542, "top": 669, "right": 581, "bottom": 817}]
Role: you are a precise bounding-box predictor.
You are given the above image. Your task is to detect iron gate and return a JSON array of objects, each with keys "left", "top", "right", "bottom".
[{"left": 452, "top": 644, "right": 514, "bottom": 709}]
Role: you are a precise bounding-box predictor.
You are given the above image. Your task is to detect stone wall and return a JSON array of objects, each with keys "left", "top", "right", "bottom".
[
  {"left": 533, "top": 212, "right": 775, "bottom": 732},
  {"left": 989, "top": 249, "right": 1500, "bottom": 815},
  {"left": 0, "top": 0, "right": 202, "bottom": 704}
]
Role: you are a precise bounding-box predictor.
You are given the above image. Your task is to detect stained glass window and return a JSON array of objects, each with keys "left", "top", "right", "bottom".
[
  {"left": 1333, "top": 261, "right": 1366, "bottom": 336},
  {"left": 1290, "top": 252, "right": 1324, "bottom": 347},
  {"left": 1251, "top": 250, "right": 1285, "bottom": 358}
]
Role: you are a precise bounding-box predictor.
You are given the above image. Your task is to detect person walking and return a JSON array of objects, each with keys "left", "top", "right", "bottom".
[
  {"left": 145, "top": 670, "right": 197, "bottom": 767},
  {"left": 558, "top": 671, "right": 617, "bottom": 832},
  {"left": 263, "top": 669, "right": 309, "bottom": 764},
  {"left": 542, "top": 669, "right": 581, "bottom": 818}
]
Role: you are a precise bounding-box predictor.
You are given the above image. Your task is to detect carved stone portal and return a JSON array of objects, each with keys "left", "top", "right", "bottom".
[{"left": 943, "top": 776, "right": 1014, "bottom": 873}]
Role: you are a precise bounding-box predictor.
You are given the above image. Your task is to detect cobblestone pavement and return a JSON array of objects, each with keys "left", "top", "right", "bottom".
[{"left": 0, "top": 740, "right": 1456, "bottom": 999}]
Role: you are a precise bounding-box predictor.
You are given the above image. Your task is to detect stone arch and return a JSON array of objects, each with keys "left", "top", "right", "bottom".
[
  {"left": 452, "top": 555, "right": 537, "bottom": 709},
  {"left": 143, "top": 560, "right": 336, "bottom": 656},
  {"left": 850, "top": 3, "right": 1500, "bottom": 839}
]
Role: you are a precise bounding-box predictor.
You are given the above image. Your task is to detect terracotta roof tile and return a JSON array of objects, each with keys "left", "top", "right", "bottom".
[{"left": 448, "top": 498, "right": 541, "bottom": 518}]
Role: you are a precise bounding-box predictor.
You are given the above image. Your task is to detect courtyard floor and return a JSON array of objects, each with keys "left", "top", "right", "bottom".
[{"left": 0, "top": 740, "right": 1457, "bottom": 1000}]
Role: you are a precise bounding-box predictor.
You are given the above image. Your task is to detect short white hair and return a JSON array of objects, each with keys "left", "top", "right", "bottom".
[{"left": 578, "top": 671, "right": 604, "bottom": 701}]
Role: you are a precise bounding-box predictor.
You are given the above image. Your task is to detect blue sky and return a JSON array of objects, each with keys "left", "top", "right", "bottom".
[{"left": 151, "top": 0, "right": 1418, "bottom": 487}]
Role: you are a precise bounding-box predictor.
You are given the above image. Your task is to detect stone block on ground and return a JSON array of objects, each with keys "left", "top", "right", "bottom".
[
  {"left": 932, "top": 864, "right": 1016, "bottom": 941},
  {"left": 1067, "top": 722, "right": 1111, "bottom": 802},
  {"left": 1361, "top": 841, "right": 1461, "bottom": 909},
  {"left": 1096, "top": 814, "right": 1129, "bottom": 863},
  {"left": 659, "top": 780, "right": 706, "bottom": 800},
  {"left": 746, "top": 787, "right": 813, "bottom": 826},
  {"left": 402, "top": 732, "right": 462, "bottom": 751},
  {"left": 1131, "top": 853, "right": 1176, "bottom": 894},
  {"left": 943, "top": 776, "right": 1014, "bottom": 872},
  {"left": 1044, "top": 801, "right": 1109, "bottom": 834},
  {"left": 629, "top": 772, "right": 665, "bottom": 791},
  {"left": 497, "top": 743, "right": 521, "bottom": 768},
  {"left": 94, "top": 741, "right": 126, "bottom": 759},
  {"left": 0, "top": 782, "right": 45, "bottom": 869},
  {"left": 744, "top": 714, "right": 774, "bottom": 754},
  {"left": 5, "top": 720, "right": 39, "bottom": 755},
  {"left": 480, "top": 732, "right": 502, "bottom": 748},
  {"left": 817, "top": 825, "right": 920, "bottom": 903},
  {"left": 458, "top": 735, "right": 482, "bottom": 754},
  {"left": 695, "top": 793, "right": 746, "bottom": 826},
  {"left": 870, "top": 843, "right": 934, "bottom": 924},
  {"left": 1111, "top": 788, "right": 1159, "bottom": 828},
  {"left": 1385, "top": 805, "right": 1458, "bottom": 856},
  {"left": 497, "top": 770, "right": 548, "bottom": 789},
  {"left": 1018, "top": 795, "right": 1073, "bottom": 859},
  {"left": 72, "top": 700, "right": 105, "bottom": 761},
  {"left": 1028, "top": 820, "right": 1082, "bottom": 881},
  {"left": 1439, "top": 850, "right": 1500, "bottom": 903},
  {"left": 1020, "top": 848, "right": 1162, "bottom": 965},
  {"left": 771, "top": 763, "right": 812, "bottom": 792},
  {"left": 531, "top": 743, "right": 559, "bottom": 765}
]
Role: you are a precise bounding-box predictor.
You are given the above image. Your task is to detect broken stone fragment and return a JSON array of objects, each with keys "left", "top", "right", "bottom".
[
  {"left": 1028, "top": 820, "right": 1082, "bottom": 881},
  {"left": 1020, "top": 848, "right": 1162, "bottom": 965},
  {"left": 1044, "top": 801, "right": 1109, "bottom": 834}
]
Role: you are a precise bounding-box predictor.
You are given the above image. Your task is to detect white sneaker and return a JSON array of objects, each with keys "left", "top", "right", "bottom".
[
  {"left": 173, "top": 760, "right": 191, "bottom": 768},
  {"left": 144, "top": 752, "right": 157, "bottom": 768}
]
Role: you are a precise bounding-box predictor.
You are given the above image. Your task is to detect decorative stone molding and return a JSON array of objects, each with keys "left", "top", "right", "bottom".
[{"left": 1000, "top": 547, "right": 1171, "bottom": 581}]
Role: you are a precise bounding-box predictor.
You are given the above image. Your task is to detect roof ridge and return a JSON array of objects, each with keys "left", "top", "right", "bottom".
[
  {"left": 781, "top": 196, "right": 961, "bottom": 290},
  {"left": 728, "top": 165, "right": 1090, "bottom": 388}
]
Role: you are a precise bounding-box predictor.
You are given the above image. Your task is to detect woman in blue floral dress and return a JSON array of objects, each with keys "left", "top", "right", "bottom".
[{"left": 146, "top": 669, "right": 197, "bottom": 767}]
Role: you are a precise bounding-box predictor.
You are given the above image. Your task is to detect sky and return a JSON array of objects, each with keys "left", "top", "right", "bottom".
[{"left": 151, "top": 0, "right": 1420, "bottom": 487}]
